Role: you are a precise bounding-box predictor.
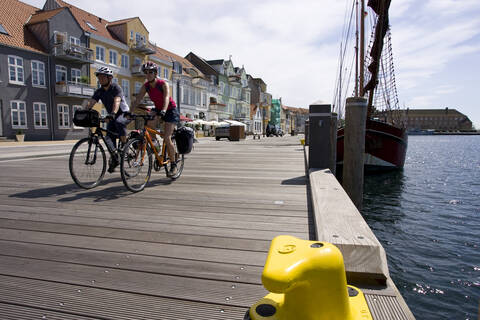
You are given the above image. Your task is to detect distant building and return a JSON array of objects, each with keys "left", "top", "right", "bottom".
[{"left": 376, "top": 108, "right": 473, "bottom": 131}]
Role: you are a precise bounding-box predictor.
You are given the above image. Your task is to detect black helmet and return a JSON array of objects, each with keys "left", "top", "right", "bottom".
[{"left": 141, "top": 61, "right": 158, "bottom": 73}]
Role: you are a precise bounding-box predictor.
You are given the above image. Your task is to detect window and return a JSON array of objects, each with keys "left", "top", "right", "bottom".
[
  {"left": 69, "top": 36, "right": 80, "bottom": 46},
  {"left": 121, "top": 79, "right": 129, "bottom": 97},
  {"left": 71, "top": 68, "right": 81, "bottom": 83},
  {"left": 8, "top": 55, "right": 24, "bottom": 84},
  {"left": 31, "top": 60, "right": 45, "bottom": 86},
  {"left": 96, "top": 46, "right": 105, "bottom": 62},
  {"left": 33, "top": 102, "right": 48, "bottom": 128},
  {"left": 157, "top": 65, "right": 162, "bottom": 77},
  {"left": 86, "top": 21, "right": 97, "bottom": 31},
  {"left": 55, "top": 65, "right": 67, "bottom": 83},
  {"left": 135, "top": 82, "right": 142, "bottom": 94},
  {"left": 135, "top": 32, "right": 142, "bottom": 45},
  {"left": 54, "top": 31, "right": 66, "bottom": 44},
  {"left": 113, "top": 78, "right": 118, "bottom": 84},
  {"left": 0, "top": 23, "right": 8, "bottom": 35},
  {"left": 164, "top": 68, "right": 168, "bottom": 79},
  {"left": 72, "top": 105, "right": 82, "bottom": 129},
  {"left": 109, "top": 50, "right": 118, "bottom": 65},
  {"left": 121, "top": 54, "right": 129, "bottom": 68},
  {"left": 182, "top": 86, "right": 187, "bottom": 104},
  {"left": 57, "top": 104, "right": 69, "bottom": 128},
  {"left": 130, "top": 30, "right": 134, "bottom": 40},
  {"left": 133, "top": 57, "right": 141, "bottom": 67},
  {"left": 201, "top": 92, "right": 207, "bottom": 107},
  {"left": 11, "top": 101, "right": 27, "bottom": 128}
]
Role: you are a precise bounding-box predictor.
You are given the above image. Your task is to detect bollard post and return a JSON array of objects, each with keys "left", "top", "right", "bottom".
[
  {"left": 330, "top": 113, "right": 338, "bottom": 175},
  {"left": 308, "top": 104, "right": 331, "bottom": 169},
  {"left": 246, "top": 236, "right": 373, "bottom": 320},
  {"left": 342, "top": 97, "right": 367, "bottom": 209}
]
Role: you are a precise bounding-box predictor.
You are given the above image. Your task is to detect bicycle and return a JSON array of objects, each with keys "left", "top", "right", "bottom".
[
  {"left": 69, "top": 112, "right": 123, "bottom": 189},
  {"left": 120, "top": 113, "right": 185, "bottom": 192}
]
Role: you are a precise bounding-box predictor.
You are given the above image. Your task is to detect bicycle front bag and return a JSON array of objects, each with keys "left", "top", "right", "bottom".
[
  {"left": 73, "top": 109, "right": 100, "bottom": 127},
  {"left": 175, "top": 126, "right": 194, "bottom": 154}
]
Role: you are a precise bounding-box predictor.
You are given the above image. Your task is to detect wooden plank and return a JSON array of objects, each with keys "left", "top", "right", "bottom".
[
  {"left": 0, "top": 219, "right": 271, "bottom": 252},
  {"left": 0, "top": 275, "right": 248, "bottom": 320},
  {"left": 0, "top": 241, "right": 263, "bottom": 284},
  {"left": 0, "top": 228, "right": 268, "bottom": 266},
  {"left": 0, "top": 255, "right": 267, "bottom": 307},
  {"left": 309, "top": 168, "right": 389, "bottom": 283}
]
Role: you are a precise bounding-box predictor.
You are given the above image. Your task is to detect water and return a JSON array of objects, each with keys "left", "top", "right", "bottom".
[{"left": 362, "top": 135, "right": 480, "bottom": 320}]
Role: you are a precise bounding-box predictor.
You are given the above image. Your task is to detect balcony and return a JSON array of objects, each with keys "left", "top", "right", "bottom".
[
  {"left": 130, "top": 65, "right": 144, "bottom": 77},
  {"left": 209, "top": 103, "right": 227, "bottom": 112},
  {"left": 52, "top": 42, "right": 93, "bottom": 63},
  {"left": 129, "top": 41, "right": 156, "bottom": 55},
  {"left": 55, "top": 81, "right": 96, "bottom": 98}
]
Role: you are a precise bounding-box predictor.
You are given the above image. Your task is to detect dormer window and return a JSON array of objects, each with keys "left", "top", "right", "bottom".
[
  {"left": 0, "top": 23, "right": 8, "bottom": 35},
  {"left": 85, "top": 21, "right": 97, "bottom": 31}
]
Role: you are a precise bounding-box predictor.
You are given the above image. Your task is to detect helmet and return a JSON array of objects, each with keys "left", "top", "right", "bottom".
[
  {"left": 141, "top": 61, "right": 158, "bottom": 73},
  {"left": 95, "top": 66, "right": 113, "bottom": 76}
]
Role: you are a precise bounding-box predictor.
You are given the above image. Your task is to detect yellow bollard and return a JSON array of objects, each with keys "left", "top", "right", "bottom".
[{"left": 246, "top": 235, "right": 372, "bottom": 320}]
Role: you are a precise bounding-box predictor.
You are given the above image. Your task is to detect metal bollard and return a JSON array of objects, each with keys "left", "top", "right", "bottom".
[{"left": 245, "top": 235, "right": 372, "bottom": 320}]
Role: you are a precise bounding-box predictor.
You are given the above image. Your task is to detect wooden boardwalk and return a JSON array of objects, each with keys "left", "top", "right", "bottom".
[{"left": 0, "top": 136, "right": 311, "bottom": 319}]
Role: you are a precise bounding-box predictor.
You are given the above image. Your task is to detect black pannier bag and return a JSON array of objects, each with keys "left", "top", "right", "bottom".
[
  {"left": 175, "top": 126, "right": 194, "bottom": 154},
  {"left": 73, "top": 109, "right": 100, "bottom": 127}
]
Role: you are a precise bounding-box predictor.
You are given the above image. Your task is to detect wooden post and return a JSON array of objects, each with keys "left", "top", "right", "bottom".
[
  {"left": 342, "top": 97, "right": 367, "bottom": 209},
  {"left": 308, "top": 104, "right": 331, "bottom": 169},
  {"left": 330, "top": 113, "right": 338, "bottom": 175}
]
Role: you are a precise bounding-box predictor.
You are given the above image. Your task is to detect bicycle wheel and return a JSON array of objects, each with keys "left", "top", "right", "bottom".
[
  {"left": 69, "top": 137, "right": 106, "bottom": 189},
  {"left": 164, "top": 138, "right": 184, "bottom": 179},
  {"left": 120, "top": 138, "right": 152, "bottom": 192}
]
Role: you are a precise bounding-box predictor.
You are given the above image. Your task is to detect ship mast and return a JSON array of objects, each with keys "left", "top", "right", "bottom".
[{"left": 359, "top": 0, "right": 365, "bottom": 97}]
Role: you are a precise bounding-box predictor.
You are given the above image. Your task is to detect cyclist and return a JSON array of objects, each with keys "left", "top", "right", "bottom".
[
  {"left": 86, "top": 66, "right": 130, "bottom": 173},
  {"left": 131, "top": 61, "right": 179, "bottom": 177}
]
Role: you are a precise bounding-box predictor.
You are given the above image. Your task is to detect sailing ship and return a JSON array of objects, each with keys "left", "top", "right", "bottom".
[{"left": 335, "top": 0, "right": 408, "bottom": 171}]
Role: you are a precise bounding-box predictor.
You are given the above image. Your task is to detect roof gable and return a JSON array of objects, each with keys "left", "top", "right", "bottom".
[{"left": 0, "top": 0, "right": 46, "bottom": 54}]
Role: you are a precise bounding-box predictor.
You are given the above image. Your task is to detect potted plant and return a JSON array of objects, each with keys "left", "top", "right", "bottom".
[
  {"left": 80, "top": 75, "right": 89, "bottom": 84},
  {"left": 15, "top": 129, "right": 25, "bottom": 142}
]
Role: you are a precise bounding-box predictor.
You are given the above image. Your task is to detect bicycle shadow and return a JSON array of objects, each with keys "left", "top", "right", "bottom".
[{"left": 9, "top": 175, "right": 175, "bottom": 203}]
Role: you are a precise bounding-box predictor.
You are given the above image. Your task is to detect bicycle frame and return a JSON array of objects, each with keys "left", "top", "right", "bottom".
[{"left": 140, "top": 126, "right": 170, "bottom": 166}]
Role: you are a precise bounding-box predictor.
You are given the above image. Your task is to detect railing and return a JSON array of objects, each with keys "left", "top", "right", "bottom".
[
  {"left": 52, "top": 42, "right": 93, "bottom": 63},
  {"left": 55, "top": 81, "right": 96, "bottom": 97},
  {"left": 130, "top": 65, "right": 144, "bottom": 76},
  {"left": 129, "top": 41, "right": 155, "bottom": 55}
]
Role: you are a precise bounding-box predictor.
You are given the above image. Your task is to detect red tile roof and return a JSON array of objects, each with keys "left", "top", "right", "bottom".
[
  {"left": 0, "top": 0, "right": 46, "bottom": 54},
  {"left": 26, "top": 7, "right": 64, "bottom": 25},
  {"left": 56, "top": 0, "right": 120, "bottom": 42}
]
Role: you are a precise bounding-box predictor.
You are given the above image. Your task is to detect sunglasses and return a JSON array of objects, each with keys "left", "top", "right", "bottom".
[{"left": 144, "top": 71, "right": 156, "bottom": 74}]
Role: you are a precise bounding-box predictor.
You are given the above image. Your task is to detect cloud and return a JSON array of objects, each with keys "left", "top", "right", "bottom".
[{"left": 18, "top": 0, "right": 480, "bottom": 126}]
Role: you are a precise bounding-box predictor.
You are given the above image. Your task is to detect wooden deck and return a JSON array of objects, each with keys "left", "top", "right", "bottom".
[{"left": 0, "top": 136, "right": 312, "bottom": 319}]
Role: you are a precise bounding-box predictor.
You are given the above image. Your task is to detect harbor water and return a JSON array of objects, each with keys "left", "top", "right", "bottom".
[{"left": 362, "top": 135, "right": 480, "bottom": 319}]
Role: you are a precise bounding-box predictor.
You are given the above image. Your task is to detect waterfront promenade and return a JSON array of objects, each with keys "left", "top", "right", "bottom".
[{"left": 0, "top": 136, "right": 311, "bottom": 319}]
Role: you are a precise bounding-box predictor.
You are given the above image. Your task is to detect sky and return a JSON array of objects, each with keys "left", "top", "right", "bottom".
[{"left": 21, "top": 0, "right": 480, "bottom": 128}]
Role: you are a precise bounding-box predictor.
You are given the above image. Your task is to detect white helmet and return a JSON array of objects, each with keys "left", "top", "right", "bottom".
[{"left": 95, "top": 66, "right": 113, "bottom": 76}]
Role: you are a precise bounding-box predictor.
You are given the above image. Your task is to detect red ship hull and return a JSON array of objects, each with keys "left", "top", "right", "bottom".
[{"left": 337, "top": 119, "right": 408, "bottom": 170}]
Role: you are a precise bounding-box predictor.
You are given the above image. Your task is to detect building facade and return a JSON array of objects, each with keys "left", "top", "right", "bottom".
[
  {"left": 377, "top": 108, "right": 473, "bottom": 131},
  {"left": 1, "top": 0, "right": 52, "bottom": 140}
]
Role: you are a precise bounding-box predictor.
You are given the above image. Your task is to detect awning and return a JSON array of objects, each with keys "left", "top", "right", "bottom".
[{"left": 224, "top": 120, "right": 247, "bottom": 127}]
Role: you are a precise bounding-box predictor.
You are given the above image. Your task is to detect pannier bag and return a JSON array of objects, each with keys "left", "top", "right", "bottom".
[
  {"left": 175, "top": 126, "right": 194, "bottom": 154},
  {"left": 73, "top": 109, "right": 100, "bottom": 127}
]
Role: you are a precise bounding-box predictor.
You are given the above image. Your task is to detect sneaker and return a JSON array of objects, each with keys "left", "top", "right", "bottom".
[
  {"left": 108, "top": 157, "right": 118, "bottom": 173},
  {"left": 168, "top": 163, "right": 178, "bottom": 177}
]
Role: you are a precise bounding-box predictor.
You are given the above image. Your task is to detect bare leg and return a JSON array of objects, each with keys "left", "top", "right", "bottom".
[{"left": 164, "top": 122, "right": 176, "bottom": 162}]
